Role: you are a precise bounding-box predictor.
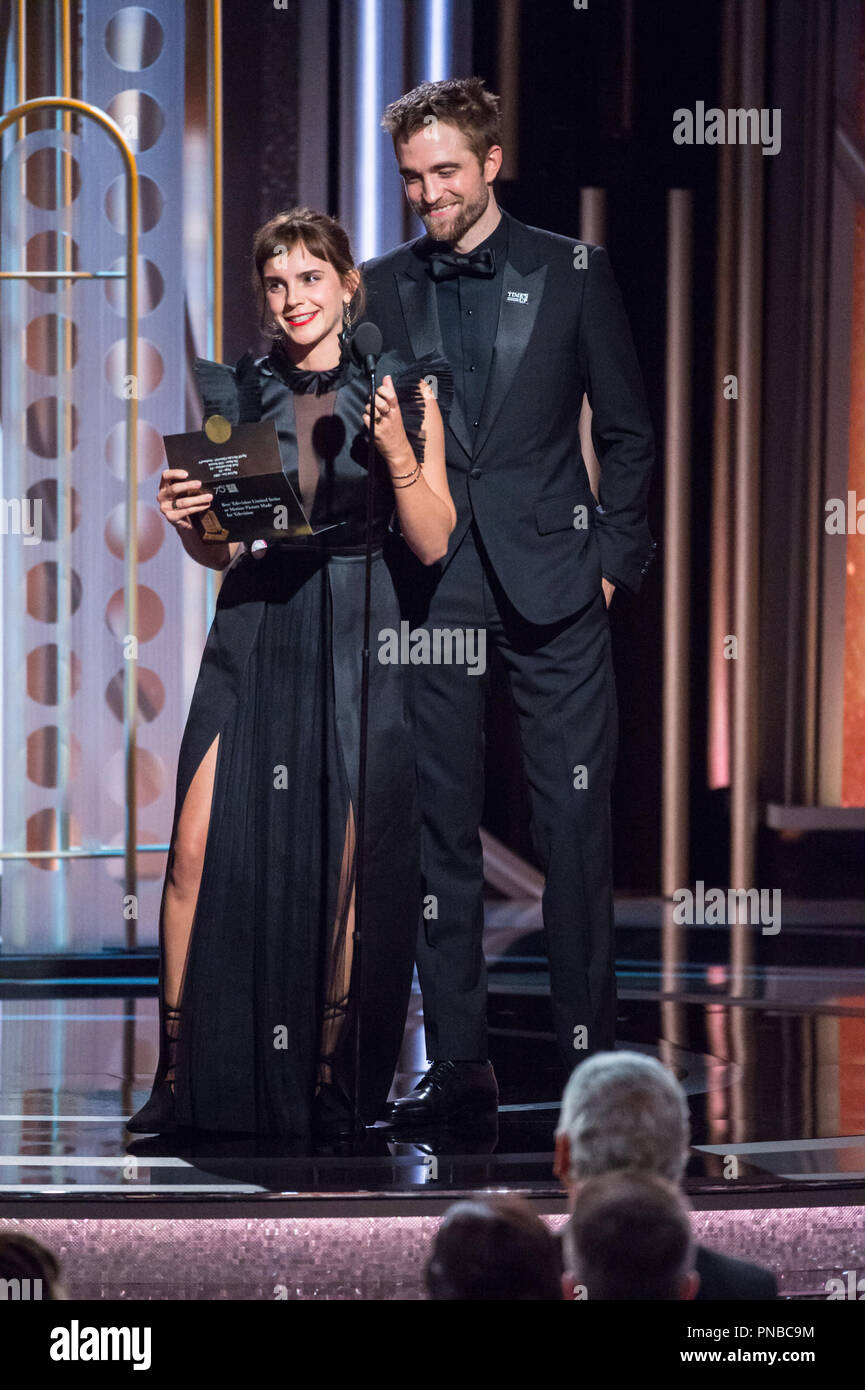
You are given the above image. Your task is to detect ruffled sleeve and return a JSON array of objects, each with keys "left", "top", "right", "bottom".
[
  {"left": 192, "top": 352, "right": 265, "bottom": 428},
  {"left": 234, "top": 351, "right": 265, "bottom": 423},
  {"left": 392, "top": 352, "right": 454, "bottom": 467},
  {"left": 192, "top": 357, "right": 240, "bottom": 427}
]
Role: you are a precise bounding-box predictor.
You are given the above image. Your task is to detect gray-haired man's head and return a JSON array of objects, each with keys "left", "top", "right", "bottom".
[{"left": 554, "top": 1051, "right": 690, "bottom": 1198}]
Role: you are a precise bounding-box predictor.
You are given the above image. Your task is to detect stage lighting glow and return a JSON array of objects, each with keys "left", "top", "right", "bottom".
[
  {"left": 358, "top": 0, "right": 381, "bottom": 260},
  {"left": 424, "top": 0, "right": 450, "bottom": 82}
]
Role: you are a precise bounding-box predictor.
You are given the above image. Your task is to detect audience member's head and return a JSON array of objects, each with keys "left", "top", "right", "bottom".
[
  {"left": 425, "top": 1195, "right": 563, "bottom": 1300},
  {"left": 0, "top": 1231, "right": 66, "bottom": 1300},
  {"left": 563, "top": 1169, "right": 699, "bottom": 1300},
  {"left": 554, "top": 1050, "right": 690, "bottom": 1203}
]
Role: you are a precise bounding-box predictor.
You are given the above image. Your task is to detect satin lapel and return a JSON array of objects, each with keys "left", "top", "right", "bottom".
[
  {"left": 395, "top": 266, "right": 441, "bottom": 358},
  {"left": 473, "top": 258, "right": 548, "bottom": 463},
  {"left": 395, "top": 266, "right": 473, "bottom": 461}
]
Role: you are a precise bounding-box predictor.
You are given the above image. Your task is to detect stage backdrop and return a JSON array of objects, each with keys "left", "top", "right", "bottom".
[{"left": 1, "top": 0, "right": 197, "bottom": 953}]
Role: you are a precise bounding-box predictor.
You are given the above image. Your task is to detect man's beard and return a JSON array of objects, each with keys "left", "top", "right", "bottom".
[{"left": 420, "top": 184, "right": 490, "bottom": 243}]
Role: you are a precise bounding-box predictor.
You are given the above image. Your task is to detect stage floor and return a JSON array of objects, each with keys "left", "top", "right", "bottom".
[{"left": 1, "top": 898, "right": 864, "bottom": 1210}]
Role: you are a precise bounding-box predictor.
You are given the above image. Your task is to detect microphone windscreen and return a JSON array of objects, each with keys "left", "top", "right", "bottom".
[{"left": 350, "top": 322, "right": 383, "bottom": 365}]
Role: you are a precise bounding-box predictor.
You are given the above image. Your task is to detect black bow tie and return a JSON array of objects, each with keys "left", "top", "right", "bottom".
[{"left": 427, "top": 247, "right": 496, "bottom": 283}]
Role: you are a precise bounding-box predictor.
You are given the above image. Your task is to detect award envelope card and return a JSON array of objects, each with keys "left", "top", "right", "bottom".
[{"left": 162, "top": 420, "right": 316, "bottom": 544}]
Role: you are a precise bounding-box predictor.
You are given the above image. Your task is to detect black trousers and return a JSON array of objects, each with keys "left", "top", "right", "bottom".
[{"left": 402, "top": 523, "right": 619, "bottom": 1069}]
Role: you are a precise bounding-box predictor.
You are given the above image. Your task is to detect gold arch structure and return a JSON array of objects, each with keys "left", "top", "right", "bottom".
[{"left": 0, "top": 95, "right": 141, "bottom": 944}]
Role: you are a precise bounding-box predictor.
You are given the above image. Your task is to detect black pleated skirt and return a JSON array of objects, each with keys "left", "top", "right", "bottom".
[{"left": 157, "top": 544, "right": 419, "bottom": 1136}]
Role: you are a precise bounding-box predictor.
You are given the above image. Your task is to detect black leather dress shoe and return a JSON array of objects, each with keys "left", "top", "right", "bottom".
[{"left": 384, "top": 1060, "right": 499, "bottom": 1127}]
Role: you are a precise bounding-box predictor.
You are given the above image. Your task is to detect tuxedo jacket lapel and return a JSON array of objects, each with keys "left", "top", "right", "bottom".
[
  {"left": 473, "top": 221, "right": 548, "bottom": 463},
  {"left": 395, "top": 263, "right": 473, "bottom": 461}
]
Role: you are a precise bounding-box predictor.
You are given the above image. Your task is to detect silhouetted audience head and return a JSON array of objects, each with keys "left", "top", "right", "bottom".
[
  {"left": 563, "top": 1169, "right": 699, "bottom": 1300},
  {"left": 0, "top": 1231, "right": 65, "bottom": 1300},
  {"left": 554, "top": 1050, "right": 690, "bottom": 1194},
  {"left": 425, "top": 1195, "right": 563, "bottom": 1300}
]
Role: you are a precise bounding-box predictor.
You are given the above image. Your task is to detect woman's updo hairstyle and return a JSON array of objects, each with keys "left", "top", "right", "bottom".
[{"left": 252, "top": 207, "right": 365, "bottom": 340}]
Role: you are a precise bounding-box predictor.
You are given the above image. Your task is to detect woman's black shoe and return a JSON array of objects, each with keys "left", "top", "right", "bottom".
[
  {"left": 126, "top": 1078, "right": 176, "bottom": 1134},
  {"left": 127, "top": 1005, "right": 180, "bottom": 1134},
  {"left": 312, "top": 1082, "right": 356, "bottom": 1139}
]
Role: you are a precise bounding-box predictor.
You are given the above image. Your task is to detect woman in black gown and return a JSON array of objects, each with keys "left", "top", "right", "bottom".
[{"left": 128, "top": 208, "right": 455, "bottom": 1139}]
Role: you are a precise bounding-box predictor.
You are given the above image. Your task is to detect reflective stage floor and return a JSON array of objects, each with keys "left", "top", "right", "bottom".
[{"left": 1, "top": 897, "right": 863, "bottom": 1209}]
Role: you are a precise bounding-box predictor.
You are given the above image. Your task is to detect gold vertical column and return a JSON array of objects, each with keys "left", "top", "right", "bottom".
[
  {"left": 661, "top": 190, "right": 693, "bottom": 895},
  {"left": 707, "top": 2, "right": 756, "bottom": 1148},
  {"left": 61, "top": 0, "right": 71, "bottom": 133},
  {"left": 58, "top": 0, "right": 74, "bottom": 904},
  {"left": 208, "top": 0, "right": 223, "bottom": 361},
  {"left": 707, "top": 0, "right": 737, "bottom": 792},
  {"left": 497, "top": 0, "right": 520, "bottom": 182},
  {"left": 730, "top": 0, "right": 766, "bottom": 899},
  {"left": 800, "top": 4, "right": 834, "bottom": 805},
  {"left": 120, "top": 122, "right": 140, "bottom": 947},
  {"left": 16, "top": 0, "right": 26, "bottom": 139},
  {"left": 578, "top": 188, "right": 606, "bottom": 251},
  {"left": 727, "top": 2, "right": 767, "bottom": 1151},
  {"left": 206, "top": 0, "right": 224, "bottom": 609}
]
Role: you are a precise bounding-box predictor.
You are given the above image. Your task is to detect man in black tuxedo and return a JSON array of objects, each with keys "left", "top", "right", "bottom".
[{"left": 363, "top": 78, "right": 656, "bottom": 1124}]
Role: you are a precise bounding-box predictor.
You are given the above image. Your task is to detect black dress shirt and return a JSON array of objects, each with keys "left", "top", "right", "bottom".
[{"left": 431, "top": 214, "right": 510, "bottom": 449}]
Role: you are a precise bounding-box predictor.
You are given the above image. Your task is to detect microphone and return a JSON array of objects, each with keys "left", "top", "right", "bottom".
[{"left": 349, "top": 322, "right": 383, "bottom": 375}]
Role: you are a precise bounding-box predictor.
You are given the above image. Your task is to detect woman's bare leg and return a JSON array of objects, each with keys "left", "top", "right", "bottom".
[
  {"left": 317, "top": 804, "right": 356, "bottom": 1089},
  {"left": 163, "top": 735, "right": 219, "bottom": 1012}
]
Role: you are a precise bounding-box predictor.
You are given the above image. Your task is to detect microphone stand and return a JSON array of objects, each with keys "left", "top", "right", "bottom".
[{"left": 351, "top": 353, "right": 378, "bottom": 1140}]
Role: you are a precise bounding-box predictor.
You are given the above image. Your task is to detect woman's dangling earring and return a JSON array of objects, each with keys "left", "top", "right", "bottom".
[{"left": 342, "top": 300, "right": 353, "bottom": 340}]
